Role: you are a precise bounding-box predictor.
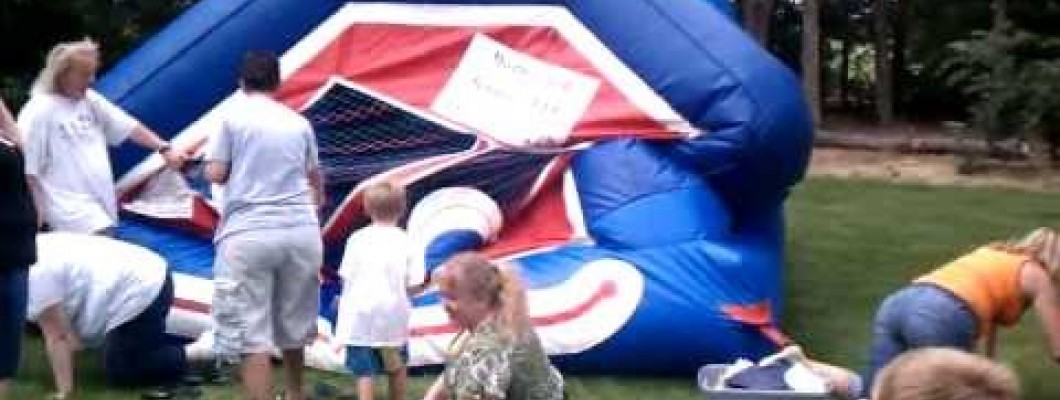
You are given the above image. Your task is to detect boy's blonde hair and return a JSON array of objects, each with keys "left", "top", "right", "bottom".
[
  {"left": 32, "top": 38, "right": 100, "bottom": 95},
  {"left": 872, "top": 348, "right": 1019, "bottom": 400},
  {"left": 363, "top": 182, "right": 406, "bottom": 223},
  {"left": 991, "top": 227, "right": 1060, "bottom": 283}
]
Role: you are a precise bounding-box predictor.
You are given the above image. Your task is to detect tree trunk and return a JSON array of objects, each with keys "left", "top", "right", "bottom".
[
  {"left": 992, "top": 0, "right": 1008, "bottom": 30},
  {"left": 741, "top": 0, "right": 776, "bottom": 45},
  {"left": 873, "top": 0, "right": 894, "bottom": 124},
  {"left": 840, "top": 36, "right": 851, "bottom": 110},
  {"left": 892, "top": 0, "right": 908, "bottom": 119},
  {"left": 801, "top": 0, "right": 822, "bottom": 125}
]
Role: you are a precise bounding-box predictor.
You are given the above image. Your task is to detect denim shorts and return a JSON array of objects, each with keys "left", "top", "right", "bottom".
[{"left": 345, "top": 346, "right": 407, "bottom": 377}]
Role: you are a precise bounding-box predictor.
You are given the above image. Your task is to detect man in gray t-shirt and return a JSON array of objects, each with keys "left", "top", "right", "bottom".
[{"left": 204, "top": 51, "right": 324, "bottom": 400}]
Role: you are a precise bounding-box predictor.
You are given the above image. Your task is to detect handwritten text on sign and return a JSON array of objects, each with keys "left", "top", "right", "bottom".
[{"left": 431, "top": 34, "right": 600, "bottom": 146}]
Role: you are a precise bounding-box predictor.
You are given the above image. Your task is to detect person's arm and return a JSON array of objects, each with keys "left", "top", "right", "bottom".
[
  {"left": 422, "top": 376, "right": 448, "bottom": 400},
  {"left": 407, "top": 252, "right": 429, "bottom": 298},
  {"left": 308, "top": 165, "right": 324, "bottom": 210},
  {"left": 407, "top": 281, "right": 430, "bottom": 299},
  {"left": 18, "top": 106, "right": 49, "bottom": 229},
  {"left": 805, "top": 360, "right": 861, "bottom": 400},
  {"left": 982, "top": 329, "right": 999, "bottom": 359},
  {"left": 37, "top": 304, "right": 79, "bottom": 398},
  {"left": 204, "top": 161, "right": 230, "bottom": 185},
  {"left": 89, "top": 90, "right": 186, "bottom": 169},
  {"left": 1024, "top": 262, "right": 1060, "bottom": 362},
  {"left": 26, "top": 176, "right": 45, "bottom": 228},
  {"left": 305, "top": 126, "right": 324, "bottom": 210},
  {"left": 0, "top": 98, "right": 18, "bottom": 144},
  {"left": 128, "top": 125, "right": 187, "bottom": 169},
  {"left": 203, "top": 119, "right": 231, "bottom": 185}
]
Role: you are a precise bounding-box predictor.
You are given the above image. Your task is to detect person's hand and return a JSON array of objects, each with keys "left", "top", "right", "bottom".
[
  {"left": 160, "top": 146, "right": 190, "bottom": 170},
  {"left": 522, "top": 134, "right": 566, "bottom": 149}
]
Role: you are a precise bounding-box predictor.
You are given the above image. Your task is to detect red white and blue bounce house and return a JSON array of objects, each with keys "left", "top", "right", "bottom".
[{"left": 102, "top": 0, "right": 813, "bottom": 375}]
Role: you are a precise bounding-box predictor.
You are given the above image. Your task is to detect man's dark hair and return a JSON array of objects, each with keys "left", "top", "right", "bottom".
[{"left": 240, "top": 51, "right": 280, "bottom": 91}]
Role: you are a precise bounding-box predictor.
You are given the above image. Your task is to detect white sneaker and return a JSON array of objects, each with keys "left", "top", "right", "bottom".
[{"left": 185, "top": 330, "right": 216, "bottom": 362}]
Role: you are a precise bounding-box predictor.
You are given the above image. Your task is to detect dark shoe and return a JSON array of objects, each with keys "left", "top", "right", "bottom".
[
  {"left": 196, "top": 360, "right": 235, "bottom": 385},
  {"left": 173, "top": 385, "right": 203, "bottom": 399},
  {"left": 274, "top": 390, "right": 319, "bottom": 400},
  {"left": 312, "top": 382, "right": 339, "bottom": 398},
  {"left": 206, "top": 367, "right": 234, "bottom": 385},
  {"left": 143, "top": 384, "right": 203, "bottom": 400},
  {"left": 180, "top": 373, "right": 205, "bottom": 387},
  {"left": 141, "top": 388, "right": 174, "bottom": 400}
]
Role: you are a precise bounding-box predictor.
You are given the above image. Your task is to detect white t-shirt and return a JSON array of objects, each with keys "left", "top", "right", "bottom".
[
  {"left": 335, "top": 225, "right": 425, "bottom": 347},
  {"left": 26, "top": 232, "right": 167, "bottom": 346},
  {"left": 18, "top": 90, "right": 138, "bottom": 233},
  {"left": 203, "top": 91, "right": 320, "bottom": 242}
]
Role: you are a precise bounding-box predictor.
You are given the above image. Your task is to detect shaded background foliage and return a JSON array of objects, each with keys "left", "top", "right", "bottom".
[{"left": 0, "top": 0, "right": 197, "bottom": 106}]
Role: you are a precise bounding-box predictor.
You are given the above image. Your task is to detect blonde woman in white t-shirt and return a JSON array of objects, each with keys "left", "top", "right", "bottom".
[
  {"left": 17, "top": 38, "right": 188, "bottom": 234},
  {"left": 336, "top": 182, "right": 428, "bottom": 400}
]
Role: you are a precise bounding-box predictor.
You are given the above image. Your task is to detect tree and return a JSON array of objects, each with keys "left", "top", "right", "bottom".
[
  {"left": 0, "top": 0, "right": 197, "bottom": 107},
  {"left": 872, "top": 0, "right": 894, "bottom": 123},
  {"left": 822, "top": 0, "right": 873, "bottom": 112},
  {"left": 802, "top": 0, "right": 823, "bottom": 124},
  {"left": 742, "top": 0, "right": 777, "bottom": 44},
  {"left": 942, "top": 0, "right": 1060, "bottom": 166}
]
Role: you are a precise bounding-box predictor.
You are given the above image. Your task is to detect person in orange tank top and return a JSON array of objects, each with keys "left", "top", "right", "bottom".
[{"left": 861, "top": 227, "right": 1060, "bottom": 397}]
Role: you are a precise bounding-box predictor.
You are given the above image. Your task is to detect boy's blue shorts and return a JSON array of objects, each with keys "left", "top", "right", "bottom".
[{"left": 345, "top": 346, "right": 407, "bottom": 377}]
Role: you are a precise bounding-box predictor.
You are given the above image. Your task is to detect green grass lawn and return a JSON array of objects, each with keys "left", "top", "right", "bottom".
[{"left": 10, "top": 177, "right": 1060, "bottom": 399}]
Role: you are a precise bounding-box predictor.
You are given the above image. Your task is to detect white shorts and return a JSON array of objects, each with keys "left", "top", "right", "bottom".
[{"left": 213, "top": 225, "right": 322, "bottom": 353}]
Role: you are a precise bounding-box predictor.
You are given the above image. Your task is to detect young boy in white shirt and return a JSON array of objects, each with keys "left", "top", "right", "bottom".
[{"left": 335, "top": 182, "right": 427, "bottom": 400}]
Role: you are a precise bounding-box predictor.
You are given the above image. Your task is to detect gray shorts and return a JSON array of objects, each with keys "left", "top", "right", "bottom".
[{"left": 213, "top": 225, "right": 322, "bottom": 354}]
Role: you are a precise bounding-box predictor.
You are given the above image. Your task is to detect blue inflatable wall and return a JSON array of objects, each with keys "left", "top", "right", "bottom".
[{"left": 99, "top": 0, "right": 812, "bottom": 375}]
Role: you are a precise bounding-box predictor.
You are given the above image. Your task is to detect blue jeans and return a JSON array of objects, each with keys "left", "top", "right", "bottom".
[
  {"left": 862, "top": 284, "right": 978, "bottom": 396},
  {"left": 102, "top": 273, "right": 187, "bottom": 386},
  {"left": 0, "top": 268, "right": 28, "bottom": 380}
]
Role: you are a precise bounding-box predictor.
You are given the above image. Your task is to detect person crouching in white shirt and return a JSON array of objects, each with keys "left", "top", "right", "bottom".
[{"left": 27, "top": 232, "right": 188, "bottom": 399}]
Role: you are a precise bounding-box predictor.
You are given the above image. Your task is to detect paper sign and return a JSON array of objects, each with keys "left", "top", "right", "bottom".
[{"left": 431, "top": 34, "right": 600, "bottom": 146}]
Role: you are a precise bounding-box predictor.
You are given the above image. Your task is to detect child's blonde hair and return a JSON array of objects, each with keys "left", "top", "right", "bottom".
[
  {"left": 363, "top": 181, "right": 406, "bottom": 223},
  {"left": 435, "top": 253, "right": 530, "bottom": 340},
  {"left": 872, "top": 348, "right": 1019, "bottom": 400},
  {"left": 32, "top": 38, "right": 100, "bottom": 95},
  {"left": 990, "top": 227, "right": 1060, "bottom": 283}
]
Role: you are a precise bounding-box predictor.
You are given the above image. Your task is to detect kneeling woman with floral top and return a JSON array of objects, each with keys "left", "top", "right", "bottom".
[{"left": 423, "top": 253, "right": 563, "bottom": 400}]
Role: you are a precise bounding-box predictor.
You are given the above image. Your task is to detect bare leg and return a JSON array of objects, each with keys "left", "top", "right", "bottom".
[
  {"left": 0, "top": 379, "right": 10, "bottom": 399},
  {"left": 358, "top": 376, "right": 375, "bottom": 400},
  {"left": 242, "top": 353, "right": 272, "bottom": 400},
  {"left": 282, "top": 349, "right": 306, "bottom": 400},
  {"left": 388, "top": 369, "right": 407, "bottom": 400}
]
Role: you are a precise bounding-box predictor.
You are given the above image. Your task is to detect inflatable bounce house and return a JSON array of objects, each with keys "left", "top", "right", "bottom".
[{"left": 102, "top": 0, "right": 813, "bottom": 375}]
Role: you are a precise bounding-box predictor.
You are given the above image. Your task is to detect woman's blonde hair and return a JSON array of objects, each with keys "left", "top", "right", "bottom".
[
  {"left": 872, "top": 348, "right": 1019, "bottom": 400},
  {"left": 437, "top": 252, "right": 530, "bottom": 338},
  {"left": 32, "top": 38, "right": 100, "bottom": 95},
  {"left": 990, "top": 227, "right": 1060, "bottom": 283}
]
